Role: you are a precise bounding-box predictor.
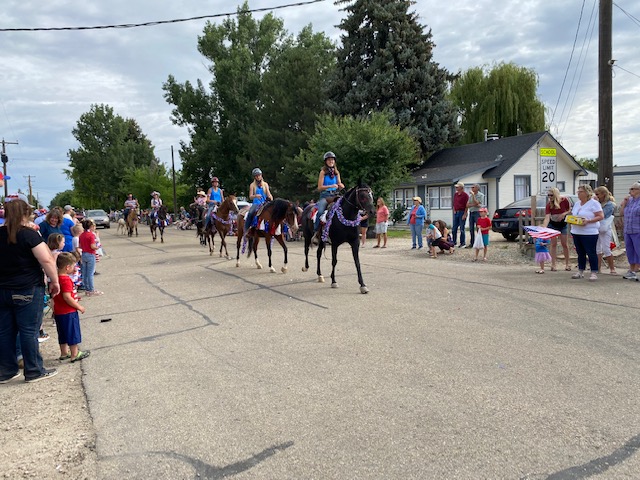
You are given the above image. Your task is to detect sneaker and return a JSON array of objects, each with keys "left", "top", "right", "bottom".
[
  {"left": 70, "top": 350, "right": 90, "bottom": 363},
  {"left": 25, "top": 369, "right": 58, "bottom": 383},
  {"left": 459, "top": 244, "right": 467, "bottom": 249},
  {"left": 622, "top": 270, "right": 637, "bottom": 280},
  {"left": 571, "top": 271, "right": 584, "bottom": 279},
  {"left": 589, "top": 273, "right": 598, "bottom": 281},
  {"left": 38, "top": 333, "right": 50, "bottom": 343},
  {"left": 0, "top": 372, "right": 21, "bottom": 384}
]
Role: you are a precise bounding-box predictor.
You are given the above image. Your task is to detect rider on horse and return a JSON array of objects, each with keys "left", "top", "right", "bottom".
[
  {"left": 204, "top": 177, "right": 224, "bottom": 230},
  {"left": 123, "top": 193, "right": 139, "bottom": 221},
  {"left": 150, "top": 191, "right": 166, "bottom": 225},
  {"left": 244, "top": 168, "right": 273, "bottom": 235},
  {"left": 313, "top": 151, "right": 344, "bottom": 244}
]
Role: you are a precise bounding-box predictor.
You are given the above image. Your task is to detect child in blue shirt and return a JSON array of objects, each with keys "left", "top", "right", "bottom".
[{"left": 535, "top": 238, "right": 552, "bottom": 273}]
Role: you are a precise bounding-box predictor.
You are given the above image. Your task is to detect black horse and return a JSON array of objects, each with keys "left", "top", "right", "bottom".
[
  {"left": 150, "top": 205, "right": 168, "bottom": 243},
  {"left": 301, "top": 183, "right": 375, "bottom": 293},
  {"left": 189, "top": 204, "right": 207, "bottom": 246}
]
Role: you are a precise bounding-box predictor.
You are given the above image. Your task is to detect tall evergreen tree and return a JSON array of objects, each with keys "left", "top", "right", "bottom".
[
  {"left": 449, "top": 62, "right": 546, "bottom": 144},
  {"left": 328, "top": 0, "right": 461, "bottom": 158}
]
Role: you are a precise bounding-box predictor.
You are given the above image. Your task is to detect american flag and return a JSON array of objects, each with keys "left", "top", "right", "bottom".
[{"left": 523, "top": 225, "right": 562, "bottom": 239}]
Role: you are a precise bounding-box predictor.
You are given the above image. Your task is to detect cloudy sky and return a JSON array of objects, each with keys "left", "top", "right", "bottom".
[{"left": 1, "top": 0, "right": 639, "bottom": 206}]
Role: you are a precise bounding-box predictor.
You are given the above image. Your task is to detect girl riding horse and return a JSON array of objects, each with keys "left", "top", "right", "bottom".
[{"left": 204, "top": 195, "right": 239, "bottom": 258}]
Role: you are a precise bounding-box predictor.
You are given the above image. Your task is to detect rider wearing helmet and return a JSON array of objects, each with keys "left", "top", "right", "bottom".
[
  {"left": 244, "top": 168, "right": 273, "bottom": 234},
  {"left": 204, "top": 176, "right": 225, "bottom": 229},
  {"left": 313, "top": 152, "right": 344, "bottom": 238}
]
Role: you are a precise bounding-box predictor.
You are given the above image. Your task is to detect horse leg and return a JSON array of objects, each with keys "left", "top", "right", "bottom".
[
  {"left": 160, "top": 226, "right": 164, "bottom": 243},
  {"left": 151, "top": 224, "right": 156, "bottom": 242},
  {"left": 265, "top": 235, "right": 276, "bottom": 273},
  {"left": 274, "top": 234, "right": 288, "bottom": 273},
  {"left": 350, "top": 240, "right": 368, "bottom": 294},
  {"left": 330, "top": 243, "right": 339, "bottom": 288},
  {"left": 316, "top": 241, "right": 325, "bottom": 283},
  {"left": 254, "top": 237, "right": 262, "bottom": 269}
]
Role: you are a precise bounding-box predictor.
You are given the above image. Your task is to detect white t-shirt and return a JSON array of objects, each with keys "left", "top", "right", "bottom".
[
  {"left": 570, "top": 198, "right": 602, "bottom": 235},
  {"left": 427, "top": 224, "right": 442, "bottom": 240}
]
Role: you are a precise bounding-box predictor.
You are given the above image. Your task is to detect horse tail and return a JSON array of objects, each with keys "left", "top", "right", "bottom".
[{"left": 246, "top": 236, "right": 254, "bottom": 257}]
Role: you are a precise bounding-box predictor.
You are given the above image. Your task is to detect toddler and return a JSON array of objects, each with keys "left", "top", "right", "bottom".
[
  {"left": 473, "top": 208, "right": 492, "bottom": 262},
  {"left": 535, "top": 238, "right": 552, "bottom": 274},
  {"left": 53, "top": 253, "right": 90, "bottom": 362}
]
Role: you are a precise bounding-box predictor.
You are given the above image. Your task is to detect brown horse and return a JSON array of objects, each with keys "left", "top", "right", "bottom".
[
  {"left": 126, "top": 209, "right": 138, "bottom": 237},
  {"left": 204, "top": 195, "right": 239, "bottom": 258},
  {"left": 236, "top": 199, "right": 299, "bottom": 273}
]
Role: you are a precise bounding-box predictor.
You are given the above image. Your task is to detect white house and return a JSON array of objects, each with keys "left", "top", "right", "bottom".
[{"left": 393, "top": 131, "right": 588, "bottom": 225}]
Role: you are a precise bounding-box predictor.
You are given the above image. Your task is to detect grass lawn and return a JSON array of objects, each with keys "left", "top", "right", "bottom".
[{"left": 386, "top": 228, "right": 411, "bottom": 239}]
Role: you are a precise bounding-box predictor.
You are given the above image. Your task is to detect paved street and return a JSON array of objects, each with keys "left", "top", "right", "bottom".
[{"left": 82, "top": 226, "right": 640, "bottom": 479}]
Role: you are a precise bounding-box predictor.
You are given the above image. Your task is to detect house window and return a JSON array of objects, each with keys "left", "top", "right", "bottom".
[
  {"left": 557, "top": 181, "right": 566, "bottom": 192},
  {"left": 393, "top": 188, "right": 415, "bottom": 210},
  {"left": 427, "top": 187, "right": 452, "bottom": 209},
  {"left": 514, "top": 176, "right": 531, "bottom": 201}
]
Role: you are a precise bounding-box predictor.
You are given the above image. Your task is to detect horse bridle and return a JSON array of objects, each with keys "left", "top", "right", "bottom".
[{"left": 343, "top": 186, "right": 373, "bottom": 211}]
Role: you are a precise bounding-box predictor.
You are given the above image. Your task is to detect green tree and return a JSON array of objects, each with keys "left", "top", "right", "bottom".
[
  {"left": 576, "top": 157, "right": 598, "bottom": 172},
  {"left": 66, "top": 104, "right": 156, "bottom": 208},
  {"left": 164, "top": 4, "right": 334, "bottom": 199},
  {"left": 294, "top": 112, "right": 418, "bottom": 200},
  {"left": 48, "top": 190, "right": 79, "bottom": 210},
  {"left": 328, "top": 0, "right": 461, "bottom": 158},
  {"left": 449, "top": 62, "right": 546, "bottom": 144}
]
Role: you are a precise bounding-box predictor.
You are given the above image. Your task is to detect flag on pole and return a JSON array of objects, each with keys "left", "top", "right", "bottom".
[{"left": 523, "top": 225, "right": 562, "bottom": 239}]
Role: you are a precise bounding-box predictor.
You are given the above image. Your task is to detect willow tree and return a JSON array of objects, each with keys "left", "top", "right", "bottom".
[{"left": 449, "top": 62, "right": 546, "bottom": 144}]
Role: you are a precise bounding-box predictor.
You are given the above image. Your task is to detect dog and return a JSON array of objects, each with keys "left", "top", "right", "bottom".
[{"left": 117, "top": 218, "right": 126, "bottom": 235}]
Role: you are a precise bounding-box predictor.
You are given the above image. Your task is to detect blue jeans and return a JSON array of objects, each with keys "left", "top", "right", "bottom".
[
  {"left": 314, "top": 196, "right": 330, "bottom": 231},
  {"left": 572, "top": 233, "right": 599, "bottom": 272},
  {"left": 410, "top": 223, "right": 423, "bottom": 248},
  {"left": 81, "top": 253, "right": 96, "bottom": 292},
  {"left": 468, "top": 211, "right": 479, "bottom": 246},
  {"left": 452, "top": 211, "right": 466, "bottom": 246},
  {"left": 0, "top": 285, "right": 46, "bottom": 380}
]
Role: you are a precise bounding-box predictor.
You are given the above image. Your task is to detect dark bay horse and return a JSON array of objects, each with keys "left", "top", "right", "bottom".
[
  {"left": 189, "top": 203, "right": 207, "bottom": 246},
  {"left": 126, "top": 209, "right": 138, "bottom": 237},
  {"left": 204, "top": 195, "right": 239, "bottom": 258},
  {"left": 236, "top": 199, "right": 299, "bottom": 273},
  {"left": 302, "top": 183, "right": 375, "bottom": 293},
  {"left": 150, "top": 205, "right": 168, "bottom": 243}
]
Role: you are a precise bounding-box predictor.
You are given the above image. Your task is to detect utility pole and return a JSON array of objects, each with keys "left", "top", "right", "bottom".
[
  {"left": 1, "top": 139, "right": 19, "bottom": 198},
  {"left": 598, "top": 0, "right": 613, "bottom": 191},
  {"left": 171, "top": 145, "right": 178, "bottom": 219},
  {"left": 24, "top": 175, "right": 36, "bottom": 205}
]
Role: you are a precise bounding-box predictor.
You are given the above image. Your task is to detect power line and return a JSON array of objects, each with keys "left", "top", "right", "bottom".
[
  {"left": 614, "top": 64, "right": 640, "bottom": 79},
  {"left": 613, "top": 2, "right": 640, "bottom": 28},
  {"left": 0, "top": 0, "right": 328, "bottom": 32}
]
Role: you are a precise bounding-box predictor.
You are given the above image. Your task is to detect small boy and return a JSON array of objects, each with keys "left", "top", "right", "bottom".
[
  {"left": 53, "top": 252, "right": 90, "bottom": 362},
  {"left": 474, "top": 207, "right": 492, "bottom": 262}
]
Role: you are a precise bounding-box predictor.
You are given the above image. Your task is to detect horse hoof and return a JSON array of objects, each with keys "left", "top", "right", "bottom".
[
  {"left": 270, "top": 267, "right": 276, "bottom": 273},
  {"left": 318, "top": 276, "right": 324, "bottom": 283},
  {"left": 331, "top": 283, "right": 338, "bottom": 289},
  {"left": 360, "top": 286, "right": 369, "bottom": 294},
  {"left": 235, "top": 262, "right": 240, "bottom": 268},
  {"left": 257, "top": 264, "right": 263, "bottom": 270},
  {"left": 281, "top": 266, "right": 288, "bottom": 274},
  {"left": 302, "top": 267, "right": 308, "bottom": 272}
]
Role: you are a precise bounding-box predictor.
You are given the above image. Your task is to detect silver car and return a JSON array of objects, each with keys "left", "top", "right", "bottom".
[{"left": 85, "top": 209, "right": 111, "bottom": 229}]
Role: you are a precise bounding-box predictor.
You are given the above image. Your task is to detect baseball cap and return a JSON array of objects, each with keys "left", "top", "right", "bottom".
[{"left": 64, "top": 204, "right": 75, "bottom": 211}]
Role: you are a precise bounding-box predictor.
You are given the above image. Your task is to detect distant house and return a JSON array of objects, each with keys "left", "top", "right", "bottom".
[
  {"left": 393, "top": 131, "right": 587, "bottom": 225},
  {"left": 612, "top": 165, "right": 640, "bottom": 200}
]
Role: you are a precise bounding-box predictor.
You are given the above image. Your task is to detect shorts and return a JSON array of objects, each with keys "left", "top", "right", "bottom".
[
  {"left": 375, "top": 222, "right": 388, "bottom": 234},
  {"left": 482, "top": 233, "right": 490, "bottom": 246},
  {"left": 54, "top": 311, "right": 82, "bottom": 346},
  {"left": 548, "top": 222, "right": 568, "bottom": 235}
]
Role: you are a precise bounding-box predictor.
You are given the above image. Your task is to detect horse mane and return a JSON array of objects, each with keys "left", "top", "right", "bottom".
[{"left": 270, "top": 198, "right": 291, "bottom": 223}]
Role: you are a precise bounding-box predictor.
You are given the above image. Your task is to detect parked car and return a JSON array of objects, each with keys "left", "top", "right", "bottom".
[
  {"left": 85, "top": 209, "right": 110, "bottom": 228},
  {"left": 492, "top": 194, "right": 578, "bottom": 241}
]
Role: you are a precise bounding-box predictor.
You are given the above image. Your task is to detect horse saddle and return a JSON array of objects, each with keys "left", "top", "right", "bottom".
[{"left": 309, "top": 207, "right": 328, "bottom": 225}]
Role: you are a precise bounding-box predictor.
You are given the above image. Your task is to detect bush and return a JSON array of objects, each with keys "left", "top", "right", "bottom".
[{"left": 390, "top": 203, "right": 406, "bottom": 225}]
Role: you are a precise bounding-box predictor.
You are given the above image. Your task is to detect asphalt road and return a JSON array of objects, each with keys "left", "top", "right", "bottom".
[{"left": 81, "top": 225, "right": 640, "bottom": 479}]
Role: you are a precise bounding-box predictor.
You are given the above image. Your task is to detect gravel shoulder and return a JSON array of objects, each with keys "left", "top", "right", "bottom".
[{"left": 0, "top": 229, "right": 629, "bottom": 479}]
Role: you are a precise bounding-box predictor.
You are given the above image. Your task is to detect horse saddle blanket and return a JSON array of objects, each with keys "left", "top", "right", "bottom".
[
  {"left": 257, "top": 220, "right": 282, "bottom": 236},
  {"left": 309, "top": 207, "right": 327, "bottom": 225}
]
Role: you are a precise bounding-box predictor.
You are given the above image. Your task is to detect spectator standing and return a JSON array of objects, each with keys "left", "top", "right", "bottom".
[
  {"left": 534, "top": 238, "right": 552, "bottom": 274},
  {"left": 53, "top": 253, "right": 89, "bottom": 363},
  {"left": 542, "top": 187, "right": 572, "bottom": 271},
  {"left": 466, "top": 184, "right": 485, "bottom": 248},
  {"left": 0, "top": 199, "right": 60, "bottom": 383},
  {"left": 39, "top": 208, "right": 64, "bottom": 242},
  {"left": 473, "top": 207, "right": 492, "bottom": 261},
  {"left": 594, "top": 186, "right": 617, "bottom": 275},
  {"left": 79, "top": 219, "right": 102, "bottom": 296},
  {"left": 407, "top": 197, "right": 426, "bottom": 249},
  {"left": 619, "top": 181, "right": 640, "bottom": 280},
  {"left": 452, "top": 182, "right": 469, "bottom": 248},
  {"left": 570, "top": 185, "right": 604, "bottom": 281},
  {"left": 374, "top": 198, "right": 389, "bottom": 248}
]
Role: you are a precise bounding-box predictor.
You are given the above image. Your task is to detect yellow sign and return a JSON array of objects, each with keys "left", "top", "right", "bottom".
[{"left": 540, "top": 148, "right": 557, "bottom": 156}]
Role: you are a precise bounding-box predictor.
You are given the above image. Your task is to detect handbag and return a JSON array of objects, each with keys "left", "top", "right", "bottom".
[{"left": 565, "top": 215, "right": 584, "bottom": 226}]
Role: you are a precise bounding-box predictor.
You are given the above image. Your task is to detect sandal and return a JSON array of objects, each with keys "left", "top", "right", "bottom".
[
  {"left": 565, "top": 266, "right": 572, "bottom": 271},
  {"left": 550, "top": 267, "right": 557, "bottom": 272},
  {"left": 70, "top": 350, "right": 91, "bottom": 363},
  {"left": 536, "top": 270, "right": 545, "bottom": 274}
]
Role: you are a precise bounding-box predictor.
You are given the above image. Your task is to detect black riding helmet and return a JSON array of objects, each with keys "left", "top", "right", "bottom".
[{"left": 323, "top": 151, "right": 336, "bottom": 163}]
